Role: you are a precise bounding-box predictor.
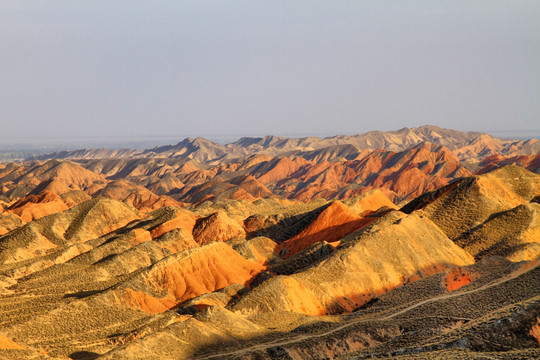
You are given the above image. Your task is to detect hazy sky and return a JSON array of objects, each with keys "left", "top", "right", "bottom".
[{"left": 1, "top": 1, "right": 539, "bottom": 140}]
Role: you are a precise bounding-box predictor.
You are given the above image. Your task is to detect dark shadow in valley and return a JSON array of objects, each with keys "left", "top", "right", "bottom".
[
  {"left": 69, "top": 351, "right": 100, "bottom": 360},
  {"left": 269, "top": 241, "right": 335, "bottom": 276},
  {"left": 399, "top": 177, "right": 470, "bottom": 214},
  {"left": 64, "top": 289, "right": 103, "bottom": 299}
]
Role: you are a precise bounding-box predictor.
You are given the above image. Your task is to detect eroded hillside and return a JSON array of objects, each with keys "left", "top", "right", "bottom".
[{"left": 0, "top": 130, "right": 539, "bottom": 359}]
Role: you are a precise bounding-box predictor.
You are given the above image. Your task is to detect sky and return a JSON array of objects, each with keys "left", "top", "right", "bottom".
[{"left": 1, "top": 1, "right": 539, "bottom": 142}]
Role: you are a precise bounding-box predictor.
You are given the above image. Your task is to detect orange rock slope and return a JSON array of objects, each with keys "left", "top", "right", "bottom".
[
  {"left": 279, "top": 201, "right": 375, "bottom": 257},
  {"left": 107, "top": 242, "right": 265, "bottom": 314},
  {"left": 7, "top": 191, "right": 68, "bottom": 222},
  {"left": 193, "top": 211, "right": 245, "bottom": 245}
]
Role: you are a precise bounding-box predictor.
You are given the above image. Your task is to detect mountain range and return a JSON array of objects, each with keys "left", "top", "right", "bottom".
[
  {"left": 0, "top": 126, "right": 539, "bottom": 359},
  {"left": 29, "top": 125, "right": 540, "bottom": 164}
]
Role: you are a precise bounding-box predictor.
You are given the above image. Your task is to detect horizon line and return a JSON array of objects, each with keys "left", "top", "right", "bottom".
[{"left": 2, "top": 128, "right": 540, "bottom": 142}]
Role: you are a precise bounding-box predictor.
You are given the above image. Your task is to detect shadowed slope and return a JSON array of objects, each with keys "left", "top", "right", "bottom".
[
  {"left": 0, "top": 213, "right": 24, "bottom": 236},
  {"left": 454, "top": 202, "right": 540, "bottom": 262}
]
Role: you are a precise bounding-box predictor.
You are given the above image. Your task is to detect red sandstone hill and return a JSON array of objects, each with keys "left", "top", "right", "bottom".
[
  {"left": 5, "top": 126, "right": 538, "bottom": 209},
  {"left": 0, "top": 143, "right": 530, "bottom": 209},
  {"left": 231, "top": 142, "right": 469, "bottom": 202},
  {"left": 28, "top": 177, "right": 73, "bottom": 195},
  {"left": 14, "top": 160, "right": 106, "bottom": 190},
  {"left": 279, "top": 200, "right": 382, "bottom": 257},
  {"left": 151, "top": 141, "right": 466, "bottom": 204},
  {"left": 94, "top": 179, "right": 182, "bottom": 212},
  {"left": 476, "top": 154, "right": 540, "bottom": 175},
  {"left": 7, "top": 191, "right": 69, "bottom": 222}
]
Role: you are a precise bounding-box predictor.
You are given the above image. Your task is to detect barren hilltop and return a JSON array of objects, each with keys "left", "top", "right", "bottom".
[{"left": 0, "top": 126, "right": 539, "bottom": 359}]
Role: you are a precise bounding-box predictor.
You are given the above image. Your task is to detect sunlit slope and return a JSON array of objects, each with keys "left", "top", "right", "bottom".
[{"left": 234, "top": 211, "right": 473, "bottom": 316}]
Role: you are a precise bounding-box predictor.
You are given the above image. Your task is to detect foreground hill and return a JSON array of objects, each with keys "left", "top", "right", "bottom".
[
  {"left": 0, "top": 165, "right": 538, "bottom": 359},
  {"left": 99, "top": 258, "right": 540, "bottom": 360}
]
